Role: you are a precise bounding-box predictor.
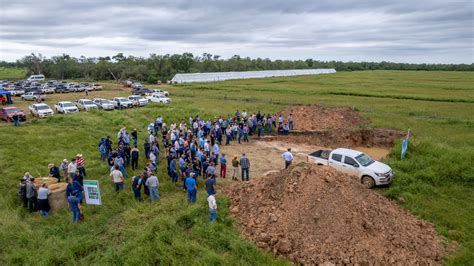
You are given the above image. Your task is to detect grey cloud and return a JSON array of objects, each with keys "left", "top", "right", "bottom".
[{"left": 0, "top": 0, "right": 472, "bottom": 63}]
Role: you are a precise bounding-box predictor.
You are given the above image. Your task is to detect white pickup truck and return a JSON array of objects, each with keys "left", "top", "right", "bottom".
[{"left": 307, "top": 148, "right": 394, "bottom": 188}]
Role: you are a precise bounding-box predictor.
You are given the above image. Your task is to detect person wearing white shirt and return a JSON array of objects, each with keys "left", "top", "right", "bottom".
[
  {"left": 110, "top": 165, "right": 124, "bottom": 192},
  {"left": 207, "top": 192, "right": 217, "bottom": 222},
  {"left": 282, "top": 148, "right": 294, "bottom": 169},
  {"left": 213, "top": 143, "right": 219, "bottom": 164}
]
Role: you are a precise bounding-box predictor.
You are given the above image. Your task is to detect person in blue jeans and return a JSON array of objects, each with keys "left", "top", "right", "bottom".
[
  {"left": 207, "top": 192, "right": 217, "bottom": 223},
  {"left": 185, "top": 173, "right": 197, "bottom": 204},
  {"left": 67, "top": 191, "right": 81, "bottom": 223}
]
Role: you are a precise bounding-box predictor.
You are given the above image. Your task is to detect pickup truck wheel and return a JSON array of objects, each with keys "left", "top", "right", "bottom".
[{"left": 361, "top": 176, "right": 375, "bottom": 189}]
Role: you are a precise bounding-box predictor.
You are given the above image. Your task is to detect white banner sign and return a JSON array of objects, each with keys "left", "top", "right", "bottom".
[{"left": 83, "top": 180, "right": 102, "bottom": 205}]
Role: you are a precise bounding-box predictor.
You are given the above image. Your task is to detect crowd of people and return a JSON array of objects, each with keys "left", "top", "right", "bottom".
[{"left": 18, "top": 109, "right": 295, "bottom": 223}]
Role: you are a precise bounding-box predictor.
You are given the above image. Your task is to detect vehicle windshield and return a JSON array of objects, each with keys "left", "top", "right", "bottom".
[
  {"left": 355, "top": 153, "right": 375, "bottom": 166},
  {"left": 7, "top": 108, "right": 21, "bottom": 113},
  {"left": 101, "top": 100, "right": 111, "bottom": 104},
  {"left": 62, "top": 103, "right": 74, "bottom": 107},
  {"left": 36, "top": 105, "right": 50, "bottom": 110},
  {"left": 83, "top": 100, "right": 94, "bottom": 105}
]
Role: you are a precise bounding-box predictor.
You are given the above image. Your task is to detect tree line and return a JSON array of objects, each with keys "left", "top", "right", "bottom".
[{"left": 1, "top": 53, "right": 472, "bottom": 83}]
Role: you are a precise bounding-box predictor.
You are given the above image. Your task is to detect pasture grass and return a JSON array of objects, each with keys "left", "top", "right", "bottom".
[
  {"left": 0, "top": 67, "right": 28, "bottom": 80},
  {"left": 0, "top": 70, "right": 473, "bottom": 264}
]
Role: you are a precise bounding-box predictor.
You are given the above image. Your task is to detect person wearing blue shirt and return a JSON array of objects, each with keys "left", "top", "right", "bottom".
[
  {"left": 67, "top": 191, "right": 81, "bottom": 223},
  {"left": 169, "top": 158, "right": 178, "bottom": 183},
  {"left": 185, "top": 173, "right": 197, "bottom": 204},
  {"left": 66, "top": 177, "right": 83, "bottom": 203}
]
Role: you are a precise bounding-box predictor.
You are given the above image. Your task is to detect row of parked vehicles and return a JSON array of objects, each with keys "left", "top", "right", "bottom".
[
  {"left": 29, "top": 94, "right": 171, "bottom": 118},
  {"left": 0, "top": 79, "right": 103, "bottom": 97}
]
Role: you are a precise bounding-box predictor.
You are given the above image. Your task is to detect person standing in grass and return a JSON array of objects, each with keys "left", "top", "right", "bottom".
[
  {"left": 144, "top": 139, "right": 151, "bottom": 160},
  {"left": 207, "top": 192, "right": 217, "bottom": 222},
  {"left": 204, "top": 175, "right": 215, "bottom": 196},
  {"left": 76, "top": 154, "right": 87, "bottom": 177},
  {"left": 37, "top": 183, "right": 50, "bottom": 217},
  {"left": 132, "top": 128, "right": 138, "bottom": 145},
  {"left": 48, "top": 163, "right": 61, "bottom": 182},
  {"left": 18, "top": 177, "right": 28, "bottom": 208},
  {"left": 131, "top": 175, "right": 143, "bottom": 201},
  {"left": 12, "top": 113, "right": 20, "bottom": 127},
  {"left": 60, "top": 159, "right": 68, "bottom": 178},
  {"left": 26, "top": 177, "right": 37, "bottom": 213},
  {"left": 67, "top": 191, "right": 81, "bottom": 223},
  {"left": 131, "top": 145, "right": 140, "bottom": 170},
  {"left": 145, "top": 174, "right": 160, "bottom": 203},
  {"left": 67, "top": 159, "right": 77, "bottom": 179},
  {"left": 110, "top": 165, "right": 124, "bottom": 192},
  {"left": 185, "top": 173, "right": 197, "bottom": 204},
  {"left": 66, "top": 177, "right": 83, "bottom": 204},
  {"left": 240, "top": 153, "right": 250, "bottom": 181}
]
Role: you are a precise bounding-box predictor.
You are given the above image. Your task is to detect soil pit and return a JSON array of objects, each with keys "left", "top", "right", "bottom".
[
  {"left": 282, "top": 105, "right": 368, "bottom": 131},
  {"left": 224, "top": 163, "right": 448, "bottom": 265}
]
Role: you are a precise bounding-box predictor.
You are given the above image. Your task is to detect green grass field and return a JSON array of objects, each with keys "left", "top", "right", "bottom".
[
  {"left": 0, "top": 67, "right": 28, "bottom": 80},
  {"left": 0, "top": 70, "right": 473, "bottom": 264}
]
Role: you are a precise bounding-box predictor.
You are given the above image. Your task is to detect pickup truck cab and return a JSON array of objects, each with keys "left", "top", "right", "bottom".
[
  {"left": 76, "top": 99, "right": 98, "bottom": 111},
  {"left": 146, "top": 93, "right": 171, "bottom": 104},
  {"left": 55, "top": 101, "right": 79, "bottom": 114},
  {"left": 151, "top": 89, "right": 169, "bottom": 96},
  {"left": 0, "top": 107, "right": 26, "bottom": 122},
  {"left": 307, "top": 148, "right": 394, "bottom": 188},
  {"left": 112, "top": 97, "right": 133, "bottom": 109},
  {"left": 128, "top": 95, "right": 149, "bottom": 106},
  {"left": 21, "top": 91, "right": 45, "bottom": 101},
  {"left": 93, "top": 98, "right": 115, "bottom": 110},
  {"left": 29, "top": 103, "right": 54, "bottom": 118}
]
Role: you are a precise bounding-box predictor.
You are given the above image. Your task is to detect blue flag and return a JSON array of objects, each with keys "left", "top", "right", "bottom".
[{"left": 401, "top": 128, "right": 410, "bottom": 159}]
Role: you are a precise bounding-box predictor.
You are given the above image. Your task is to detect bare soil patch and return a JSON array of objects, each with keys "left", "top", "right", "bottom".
[
  {"left": 282, "top": 105, "right": 368, "bottom": 131},
  {"left": 224, "top": 163, "right": 447, "bottom": 265}
]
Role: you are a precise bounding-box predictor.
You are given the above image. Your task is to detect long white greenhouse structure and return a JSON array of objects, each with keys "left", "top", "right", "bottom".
[{"left": 171, "top": 69, "right": 336, "bottom": 83}]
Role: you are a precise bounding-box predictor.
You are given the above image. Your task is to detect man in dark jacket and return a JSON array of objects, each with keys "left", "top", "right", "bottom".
[
  {"left": 26, "top": 178, "right": 37, "bottom": 212},
  {"left": 48, "top": 163, "right": 61, "bottom": 182},
  {"left": 18, "top": 177, "right": 28, "bottom": 208},
  {"left": 131, "top": 145, "right": 139, "bottom": 170}
]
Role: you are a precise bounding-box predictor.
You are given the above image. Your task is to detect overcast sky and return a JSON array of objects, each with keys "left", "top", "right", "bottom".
[{"left": 0, "top": 0, "right": 473, "bottom": 63}]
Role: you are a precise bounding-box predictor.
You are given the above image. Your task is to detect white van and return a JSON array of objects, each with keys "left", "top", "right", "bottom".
[{"left": 27, "top": 74, "right": 45, "bottom": 81}]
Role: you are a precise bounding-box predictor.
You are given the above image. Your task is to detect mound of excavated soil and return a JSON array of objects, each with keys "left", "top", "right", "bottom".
[
  {"left": 283, "top": 105, "right": 368, "bottom": 131},
  {"left": 225, "top": 163, "right": 446, "bottom": 265}
]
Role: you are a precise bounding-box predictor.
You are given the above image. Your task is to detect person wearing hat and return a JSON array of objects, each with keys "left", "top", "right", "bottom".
[
  {"left": 231, "top": 155, "right": 240, "bottom": 181},
  {"left": 67, "top": 190, "right": 82, "bottom": 223},
  {"left": 48, "top": 163, "right": 61, "bottom": 182},
  {"left": 60, "top": 159, "right": 69, "bottom": 180},
  {"left": 76, "top": 154, "right": 87, "bottom": 177}
]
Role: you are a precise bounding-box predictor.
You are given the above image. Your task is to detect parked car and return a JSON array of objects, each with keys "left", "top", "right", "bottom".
[
  {"left": 10, "top": 88, "right": 25, "bottom": 96},
  {"left": 55, "top": 101, "right": 79, "bottom": 114},
  {"left": 112, "top": 97, "right": 134, "bottom": 109},
  {"left": 41, "top": 84, "right": 55, "bottom": 94},
  {"left": 93, "top": 98, "right": 115, "bottom": 110},
  {"left": 29, "top": 103, "right": 54, "bottom": 118},
  {"left": 26, "top": 74, "right": 45, "bottom": 81},
  {"left": 151, "top": 89, "right": 169, "bottom": 96},
  {"left": 54, "top": 84, "right": 69, "bottom": 93},
  {"left": 307, "top": 148, "right": 394, "bottom": 188},
  {"left": 132, "top": 88, "right": 152, "bottom": 96},
  {"left": 0, "top": 107, "right": 26, "bottom": 122},
  {"left": 128, "top": 95, "right": 149, "bottom": 106},
  {"left": 131, "top": 82, "right": 143, "bottom": 89},
  {"left": 91, "top": 83, "right": 103, "bottom": 90},
  {"left": 76, "top": 99, "right": 98, "bottom": 111},
  {"left": 146, "top": 93, "right": 171, "bottom": 104},
  {"left": 21, "top": 91, "right": 45, "bottom": 101}
]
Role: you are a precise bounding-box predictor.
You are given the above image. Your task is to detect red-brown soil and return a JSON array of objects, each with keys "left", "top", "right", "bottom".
[{"left": 224, "top": 163, "right": 447, "bottom": 265}]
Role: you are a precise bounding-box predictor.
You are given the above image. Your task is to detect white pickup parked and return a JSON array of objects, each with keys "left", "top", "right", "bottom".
[
  {"left": 307, "top": 148, "right": 394, "bottom": 188},
  {"left": 55, "top": 101, "right": 79, "bottom": 114}
]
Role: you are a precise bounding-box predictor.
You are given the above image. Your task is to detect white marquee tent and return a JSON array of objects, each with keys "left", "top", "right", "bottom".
[{"left": 171, "top": 69, "right": 336, "bottom": 83}]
